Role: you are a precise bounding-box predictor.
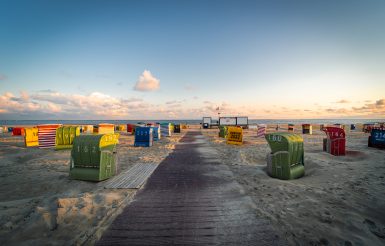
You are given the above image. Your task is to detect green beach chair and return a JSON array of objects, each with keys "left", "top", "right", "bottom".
[
  {"left": 56, "top": 126, "right": 80, "bottom": 150},
  {"left": 265, "top": 132, "right": 304, "bottom": 180},
  {"left": 218, "top": 126, "right": 228, "bottom": 138},
  {"left": 70, "top": 133, "right": 119, "bottom": 181}
]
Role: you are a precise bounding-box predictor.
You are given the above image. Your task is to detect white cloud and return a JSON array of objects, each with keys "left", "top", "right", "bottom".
[
  {"left": 0, "top": 91, "right": 152, "bottom": 119},
  {"left": 336, "top": 99, "right": 350, "bottom": 104},
  {"left": 133, "top": 70, "right": 160, "bottom": 91}
]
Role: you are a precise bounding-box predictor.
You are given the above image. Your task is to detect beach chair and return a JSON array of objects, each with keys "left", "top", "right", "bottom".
[
  {"left": 82, "top": 125, "right": 93, "bottom": 134},
  {"left": 134, "top": 127, "right": 153, "bottom": 147},
  {"left": 151, "top": 126, "right": 161, "bottom": 141},
  {"left": 127, "top": 124, "right": 135, "bottom": 134},
  {"left": 227, "top": 126, "right": 243, "bottom": 145},
  {"left": 350, "top": 124, "right": 356, "bottom": 131},
  {"left": 219, "top": 126, "right": 228, "bottom": 138},
  {"left": 322, "top": 127, "right": 346, "bottom": 156},
  {"left": 24, "top": 127, "right": 39, "bottom": 147},
  {"left": 174, "top": 124, "right": 181, "bottom": 133},
  {"left": 70, "top": 133, "right": 119, "bottom": 181},
  {"left": 288, "top": 124, "right": 294, "bottom": 132},
  {"left": 12, "top": 127, "right": 24, "bottom": 136},
  {"left": 256, "top": 124, "right": 266, "bottom": 138},
  {"left": 160, "top": 123, "right": 172, "bottom": 137},
  {"left": 368, "top": 129, "right": 385, "bottom": 149},
  {"left": 98, "top": 124, "right": 115, "bottom": 134},
  {"left": 301, "top": 124, "right": 312, "bottom": 134},
  {"left": 55, "top": 126, "right": 80, "bottom": 150},
  {"left": 265, "top": 132, "right": 305, "bottom": 180},
  {"left": 37, "top": 124, "right": 62, "bottom": 148},
  {"left": 114, "top": 124, "right": 125, "bottom": 131}
]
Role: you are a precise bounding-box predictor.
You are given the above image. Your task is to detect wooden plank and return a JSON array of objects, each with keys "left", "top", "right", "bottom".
[{"left": 104, "top": 163, "right": 158, "bottom": 189}]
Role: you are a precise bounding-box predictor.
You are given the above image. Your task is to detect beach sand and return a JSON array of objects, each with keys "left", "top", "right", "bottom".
[
  {"left": 1, "top": 124, "right": 384, "bottom": 245},
  {"left": 0, "top": 130, "right": 185, "bottom": 245},
  {"left": 202, "top": 124, "right": 385, "bottom": 245}
]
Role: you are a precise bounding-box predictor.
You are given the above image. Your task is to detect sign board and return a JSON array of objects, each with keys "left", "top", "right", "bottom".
[
  {"left": 227, "top": 126, "right": 243, "bottom": 145},
  {"left": 236, "top": 117, "right": 248, "bottom": 126},
  {"left": 203, "top": 117, "right": 211, "bottom": 124},
  {"left": 219, "top": 117, "right": 237, "bottom": 126}
]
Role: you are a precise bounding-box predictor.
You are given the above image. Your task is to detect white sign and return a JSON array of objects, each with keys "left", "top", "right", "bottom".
[
  {"left": 219, "top": 117, "right": 237, "bottom": 126},
  {"left": 203, "top": 117, "right": 211, "bottom": 124},
  {"left": 236, "top": 117, "right": 248, "bottom": 125}
]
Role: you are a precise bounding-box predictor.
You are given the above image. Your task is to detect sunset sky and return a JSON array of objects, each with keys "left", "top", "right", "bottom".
[{"left": 1, "top": 0, "right": 384, "bottom": 120}]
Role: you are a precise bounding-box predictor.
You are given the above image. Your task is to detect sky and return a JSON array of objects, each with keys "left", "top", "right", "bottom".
[{"left": 0, "top": 0, "right": 384, "bottom": 120}]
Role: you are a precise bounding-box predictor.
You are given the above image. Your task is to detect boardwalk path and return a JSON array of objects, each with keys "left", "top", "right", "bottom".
[{"left": 97, "top": 130, "right": 284, "bottom": 245}]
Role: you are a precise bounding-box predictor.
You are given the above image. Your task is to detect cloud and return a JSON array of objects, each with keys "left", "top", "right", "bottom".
[
  {"left": 351, "top": 98, "right": 385, "bottom": 114},
  {"left": 336, "top": 99, "right": 350, "bottom": 103},
  {"left": 376, "top": 99, "right": 385, "bottom": 106},
  {"left": 166, "top": 100, "right": 178, "bottom": 105},
  {"left": 133, "top": 70, "right": 160, "bottom": 91},
  {"left": 37, "top": 89, "right": 57, "bottom": 93},
  {"left": 165, "top": 100, "right": 185, "bottom": 105},
  {"left": 20, "top": 91, "right": 29, "bottom": 101},
  {"left": 0, "top": 91, "right": 152, "bottom": 119},
  {"left": 0, "top": 74, "right": 7, "bottom": 80},
  {"left": 184, "top": 84, "right": 197, "bottom": 91}
]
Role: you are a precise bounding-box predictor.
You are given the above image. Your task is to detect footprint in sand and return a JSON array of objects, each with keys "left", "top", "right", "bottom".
[{"left": 364, "top": 219, "right": 385, "bottom": 239}]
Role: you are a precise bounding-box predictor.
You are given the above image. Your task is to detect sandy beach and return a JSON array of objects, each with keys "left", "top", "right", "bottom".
[
  {"left": 202, "top": 124, "right": 385, "bottom": 245},
  {"left": 0, "top": 129, "right": 185, "bottom": 245},
  {"left": 0, "top": 124, "right": 384, "bottom": 245}
]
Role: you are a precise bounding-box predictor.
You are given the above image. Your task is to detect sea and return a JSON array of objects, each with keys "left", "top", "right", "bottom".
[{"left": 0, "top": 119, "right": 384, "bottom": 126}]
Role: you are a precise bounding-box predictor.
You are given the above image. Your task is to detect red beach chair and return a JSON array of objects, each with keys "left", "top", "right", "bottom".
[{"left": 322, "top": 127, "right": 346, "bottom": 156}]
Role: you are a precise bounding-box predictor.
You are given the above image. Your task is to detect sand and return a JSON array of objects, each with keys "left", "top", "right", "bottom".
[
  {"left": 202, "top": 124, "right": 385, "bottom": 245},
  {"left": 1, "top": 124, "right": 384, "bottom": 245},
  {"left": 0, "top": 129, "right": 185, "bottom": 245}
]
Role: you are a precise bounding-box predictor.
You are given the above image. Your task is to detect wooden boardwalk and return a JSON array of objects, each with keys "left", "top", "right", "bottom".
[
  {"left": 104, "top": 163, "right": 158, "bottom": 189},
  {"left": 97, "top": 131, "right": 285, "bottom": 245}
]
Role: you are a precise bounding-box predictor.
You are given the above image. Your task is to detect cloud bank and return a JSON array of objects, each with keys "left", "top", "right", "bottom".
[
  {"left": 0, "top": 91, "right": 147, "bottom": 119},
  {"left": 0, "top": 91, "right": 384, "bottom": 120},
  {"left": 133, "top": 70, "right": 160, "bottom": 91}
]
